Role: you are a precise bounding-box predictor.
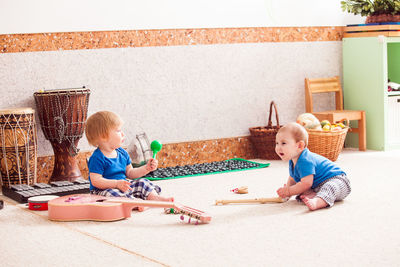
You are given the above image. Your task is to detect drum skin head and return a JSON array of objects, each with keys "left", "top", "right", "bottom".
[
  {"left": 28, "top": 195, "right": 59, "bottom": 203},
  {"left": 0, "top": 107, "right": 34, "bottom": 115},
  {"left": 28, "top": 195, "right": 59, "bottom": 211}
]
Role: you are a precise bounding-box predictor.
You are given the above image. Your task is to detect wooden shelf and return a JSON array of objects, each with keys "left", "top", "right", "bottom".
[
  {"left": 388, "top": 91, "right": 400, "bottom": 96},
  {"left": 344, "top": 24, "right": 400, "bottom": 38}
]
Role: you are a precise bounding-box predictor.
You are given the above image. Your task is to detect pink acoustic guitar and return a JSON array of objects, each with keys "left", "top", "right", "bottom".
[{"left": 48, "top": 194, "right": 211, "bottom": 224}]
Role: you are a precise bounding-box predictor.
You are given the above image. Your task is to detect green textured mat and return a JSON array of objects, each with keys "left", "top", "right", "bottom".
[{"left": 143, "top": 158, "right": 270, "bottom": 181}]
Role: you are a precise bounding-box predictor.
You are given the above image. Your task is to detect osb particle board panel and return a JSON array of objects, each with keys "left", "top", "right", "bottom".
[{"left": 0, "top": 27, "right": 344, "bottom": 53}]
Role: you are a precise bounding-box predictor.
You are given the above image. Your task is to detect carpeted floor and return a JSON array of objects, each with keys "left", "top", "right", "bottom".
[{"left": 1, "top": 148, "right": 399, "bottom": 267}]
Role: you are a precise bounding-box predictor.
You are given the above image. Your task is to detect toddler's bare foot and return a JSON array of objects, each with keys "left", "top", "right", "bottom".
[
  {"left": 302, "top": 196, "right": 328, "bottom": 211},
  {"left": 299, "top": 191, "right": 317, "bottom": 200},
  {"left": 137, "top": 206, "right": 149, "bottom": 212},
  {"left": 132, "top": 206, "right": 149, "bottom": 212},
  {"left": 156, "top": 195, "right": 174, "bottom": 202}
]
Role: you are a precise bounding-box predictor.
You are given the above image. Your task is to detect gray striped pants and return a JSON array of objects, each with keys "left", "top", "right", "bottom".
[{"left": 314, "top": 173, "right": 351, "bottom": 207}]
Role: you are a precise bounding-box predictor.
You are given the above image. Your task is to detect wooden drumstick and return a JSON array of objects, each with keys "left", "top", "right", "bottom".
[{"left": 215, "top": 197, "right": 287, "bottom": 205}]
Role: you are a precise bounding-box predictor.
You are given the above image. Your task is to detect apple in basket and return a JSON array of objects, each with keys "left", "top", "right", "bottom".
[{"left": 331, "top": 123, "right": 345, "bottom": 132}]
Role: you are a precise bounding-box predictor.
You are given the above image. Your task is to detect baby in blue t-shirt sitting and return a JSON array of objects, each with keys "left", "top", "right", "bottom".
[
  {"left": 85, "top": 111, "right": 173, "bottom": 210},
  {"left": 275, "top": 122, "right": 351, "bottom": 210}
]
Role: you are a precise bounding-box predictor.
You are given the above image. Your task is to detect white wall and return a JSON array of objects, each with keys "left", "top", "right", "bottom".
[
  {"left": 0, "top": 0, "right": 363, "bottom": 34},
  {"left": 0, "top": 0, "right": 356, "bottom": 156},
  {"left": 0, "top": 42, "right": 340, "bottom": 156}
]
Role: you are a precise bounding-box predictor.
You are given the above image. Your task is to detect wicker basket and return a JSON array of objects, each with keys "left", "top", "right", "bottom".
[
  {"left": 249, "top": 101, "right": 282, "bottom": 160},
  {"left": 307, "top": 127, "right": 348, "bottom": 162}
]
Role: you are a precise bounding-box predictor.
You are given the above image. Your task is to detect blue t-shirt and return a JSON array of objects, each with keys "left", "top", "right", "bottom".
[
  {"left": 88, "top": 147, "right": 132, "bottom": 190},
  {"left": 289, "top": 148, "right": 345, "bottom": 188}
]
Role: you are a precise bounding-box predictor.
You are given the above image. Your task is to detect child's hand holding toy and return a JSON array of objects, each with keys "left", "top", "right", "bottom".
[
  {"left": 277, "top": 184, "right": 291, "bottom": 198},
  {"left": 146, "top": 158, "right": 158, "bottom": 172},
  {"left": 146, "top": 140, "right": 161, "bottom": 172}
]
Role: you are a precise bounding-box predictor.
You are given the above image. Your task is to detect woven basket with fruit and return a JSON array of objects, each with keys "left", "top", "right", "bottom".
[{"left": 297, "top": 113, "right": 349, "bottom": 161}]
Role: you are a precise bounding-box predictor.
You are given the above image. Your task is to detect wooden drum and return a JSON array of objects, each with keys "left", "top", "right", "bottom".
[
  {"left": 0, "top": 108, "right": 37, "bottom": 188},
  {"left": 34, "top": 88, "right": 90, "bottom": 182}
]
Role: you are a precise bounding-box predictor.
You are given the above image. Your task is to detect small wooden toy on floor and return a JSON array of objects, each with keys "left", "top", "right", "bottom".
[
  {"left": 231, "top": 186, "right": 248, "bottom": 194},
  {"left": 215, "top": 197, "right": 288, "bottom": 205},
  {"left": 164, "top": 207, "right": 207, "bottom": 225}
]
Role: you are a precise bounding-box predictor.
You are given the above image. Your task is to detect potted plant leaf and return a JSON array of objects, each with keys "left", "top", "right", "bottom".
[{"left": 341, "top": 0, "right": 400, "bottom": 23}]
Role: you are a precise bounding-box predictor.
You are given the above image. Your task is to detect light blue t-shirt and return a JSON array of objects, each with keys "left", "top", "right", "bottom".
[
  {"left": 88, "top": 147, "right": 131, "bottom": 190},
  {"left": 289, "top": 148, "right": 345, "bottom": 188}
]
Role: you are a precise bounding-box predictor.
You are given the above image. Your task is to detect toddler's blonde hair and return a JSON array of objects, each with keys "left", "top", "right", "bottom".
[
  {"left": 85, "top": 111, "right": 123, "bottom": 147},
  {"left": 278, "top": 122, "right": 309, "bottom": 147}
]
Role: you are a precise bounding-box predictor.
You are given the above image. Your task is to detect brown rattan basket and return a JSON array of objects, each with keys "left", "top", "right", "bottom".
[
  {"left": 249, "top": 101, "right": 282, "bottom": 160},
  {"left": 307, "top": 127, "right": 348, "bottom": 162}
]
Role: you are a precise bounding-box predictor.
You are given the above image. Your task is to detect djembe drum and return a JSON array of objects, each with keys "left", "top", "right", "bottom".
[
  {"left": 0, "top": 108, "right": 37, "bottom": 188},
  {"left": 34, "top": 88, "right": 90, "bottom": 182}
]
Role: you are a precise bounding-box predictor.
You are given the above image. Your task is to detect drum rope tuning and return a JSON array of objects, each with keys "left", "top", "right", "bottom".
[
  {"left": 36, "top": 89, "right": 89, "bottom": 157},
  {"left": 0, "top": 108, "right": 37, "bottom": 187},
  {"left": 53, "top": 91, "right": 69, "bottom": 144},
  {"left": 34, "top": 88, "right": 90, "bottom": 182}
]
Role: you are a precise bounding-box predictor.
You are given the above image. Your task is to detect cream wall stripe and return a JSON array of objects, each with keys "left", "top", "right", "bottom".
[
  {"left": 0, "top": 0, "right": 360, "bottom": 34},
  {"left": 0, "top": 27, "right": 344, "bottom": 53}
]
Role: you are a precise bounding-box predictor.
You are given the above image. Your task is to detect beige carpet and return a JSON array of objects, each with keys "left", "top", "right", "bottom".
[{"left": 1, "top": 148, "right": 400, "bottom": 267}]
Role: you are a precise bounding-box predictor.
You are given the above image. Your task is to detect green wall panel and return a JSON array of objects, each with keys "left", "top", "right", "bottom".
[
  {"left": 388, "top": 43, "right": 400, "bottom": 84},
  {"left": 343, "top": 36, "right": 400, "bottom": 151}
]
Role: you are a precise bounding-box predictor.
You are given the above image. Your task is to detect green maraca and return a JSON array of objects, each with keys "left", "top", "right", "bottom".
[{"left": 150, "top": 140, "right": 162, "bottom": 159}]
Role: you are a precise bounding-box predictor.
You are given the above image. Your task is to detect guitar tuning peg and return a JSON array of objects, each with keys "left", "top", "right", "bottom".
[
  {"left": 195, "top": 220, "right": 199, "bottom": 225},
  {"left": 180, "top": 215, "right": 184, "bottom": 221},
  {"left": 188, "top": 217, "right": 191, "bottom": 224}
]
